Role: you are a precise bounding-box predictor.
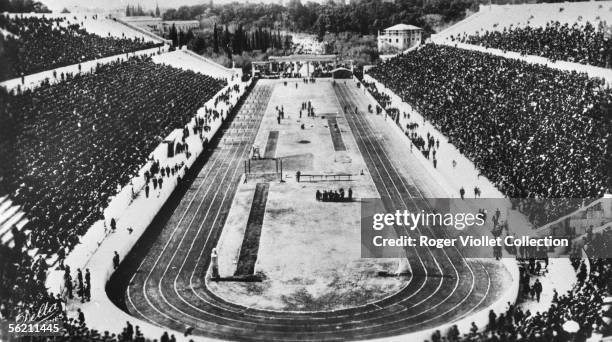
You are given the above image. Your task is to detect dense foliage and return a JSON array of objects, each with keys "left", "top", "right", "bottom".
[
  {"left": 163, "top": 0, "right": 479, "bottom": 37},
  {"left": 0, "top": 0, "right": 50, "bottom": 13},
  {"left": 186, "top": 23, "right": 290, "bottom": 55}
]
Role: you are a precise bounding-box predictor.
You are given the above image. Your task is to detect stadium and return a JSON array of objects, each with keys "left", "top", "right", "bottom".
[{"left": 0, "top": 0, "right": 611, "bottom": 341}]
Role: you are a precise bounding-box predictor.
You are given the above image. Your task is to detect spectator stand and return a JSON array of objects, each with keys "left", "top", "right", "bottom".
[
  {"left": 379, "top": 41, "right": 422, "bottom": 62},
  {"left": 357, "top": 73, "right": 611, "bottom": 342},
  {"left": 354, "top": 75, "right": 455, "bottom": 199},
  {"left": 361, "top": 74, "right": 496, "bottom": 195},
  {"left": 428, "top": 1, "right": 612, "bottom": 84},
  {"left": 358, "top": 69, "right": 596, "bottom": 323},
  {"left": 361, "top": 46, "right": 612, "bottom": 339},
  {"left": 44, "top": 76, "right": 252, "bottom": 341},
  {"left": 360, "top": 68, "right": 596, "bottom": 322},
  {"left": 565, "top": 198, "right": 612, "bottom": 259},
  {"left": 432, "top": 1, "right": 612, "bottom": 44},
  {"left": 346, "top": 75, "right": 525, "bottom": 338},
  {"left": 47, "top": 74, "right": 248, "bottom": 278},
  {"left": 0, "top": 13, "right": 171, "bottom": 92},
  {"left": 477, "top": 245, "right": 609, "bottom": 340},
  {"left": 457, "top": 21, "right": 612, "bottom": 67},
  {"left": 535, "top": 196, "right": 612, "bottom": 256},
  {"left": 432, "top": 40, "right": 612, "bottom": 86},
  {"left": 357, "top": 72, "right": 522, "bottom": 222},
  {"left": 573, "top": 220, "right": 612, "bottom": 253},
  {"left": 0, "top": 46, "right": 169, "bottom": 92},
  {"left": 1, "top": 13, "right": 166, "bottom": 43},
  {"left": 361, "top": 72, "right": 604, "bottom": 256},
  {"left": 360, "top": 72, "right": 598, "bottom": 239}
]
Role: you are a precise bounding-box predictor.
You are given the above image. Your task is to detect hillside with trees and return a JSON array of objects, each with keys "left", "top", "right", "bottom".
[
  {"left": 163, "top": 0, "right": 478, "bottom": 36},
  {"left": 0, "top": 0, "right": 50, "bottom": 13},
  {"left": 159, "top": 0, "right": 483, "bottom": 71}
]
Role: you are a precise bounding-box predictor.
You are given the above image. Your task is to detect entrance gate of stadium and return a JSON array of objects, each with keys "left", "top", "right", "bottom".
[{"left": 252, "top": 54, "right": 354, "bottom": 78}]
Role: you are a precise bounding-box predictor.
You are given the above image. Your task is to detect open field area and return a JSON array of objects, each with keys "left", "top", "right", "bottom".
[{"left": 209, "top": 80, "right": 405, "bottom": 312}]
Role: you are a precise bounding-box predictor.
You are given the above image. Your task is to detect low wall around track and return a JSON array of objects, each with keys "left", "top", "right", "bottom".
[{"left": 0, "top": 46, "right": 170, "bottom": 92}]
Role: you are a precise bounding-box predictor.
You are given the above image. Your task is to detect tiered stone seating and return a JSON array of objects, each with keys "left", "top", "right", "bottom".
[
  {"left": 0, "top": 56, "right": 226, "bottom": 255},
  {"left": 434, "top": 1, "right": 612, "bottom": 41}
]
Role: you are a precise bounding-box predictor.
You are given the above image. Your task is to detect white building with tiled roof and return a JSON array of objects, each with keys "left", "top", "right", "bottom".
[{"left": 377, "top": 23, "right": 422, "bottom": 53}]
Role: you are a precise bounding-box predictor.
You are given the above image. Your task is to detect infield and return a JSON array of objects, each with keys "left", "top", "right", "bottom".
[{"left": 209, "top": 79, "right": 408, "bottom": 311}]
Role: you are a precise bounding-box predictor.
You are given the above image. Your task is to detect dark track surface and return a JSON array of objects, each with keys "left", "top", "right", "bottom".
[
  {"left": 235, "top": 182, "right": 269, "bottom": 276},
  {"left": 327, "top": 117, "right": 347, "bottom": 151},
  {"left": 264, "top": 131, "right": 279, "bottom": 158},
  {"left": 110, "top": 81, "right": 502, "bottom": 341}
]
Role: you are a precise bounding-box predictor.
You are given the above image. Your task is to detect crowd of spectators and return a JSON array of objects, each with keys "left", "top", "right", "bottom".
[
  {"left": 368, "top": 44, "right": 611, "bottom": 207},
  {"left": 363, "top": 79, "right": 579, "bottom": 225},
  {"left": 0, "top": 244, "right": 53, "bottom": 322},
  {"left": 0, "top": 13, "right": 242, "bottom": 341},
  {"left": 434, "top": 226, "right": 612, "bottom": 342},
  {"left": 0, "top": 55, "right": 225, "bottom": 256},
  {"left": 584, "top": 228, "right": 612, "bottom": 259},
  {"left": 453, "top": 21, "right": 612, "bottom": 68},
  {"left": 0, "top": 14, "right": 163, "bottom": 81},
  {"left": 0, "top": 55, "right": 228, "bottom": 340}
]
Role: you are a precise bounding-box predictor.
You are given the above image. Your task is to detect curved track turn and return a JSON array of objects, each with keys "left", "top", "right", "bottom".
[{"left": 111, "top": 80, "right": 503, "bottom": 341}]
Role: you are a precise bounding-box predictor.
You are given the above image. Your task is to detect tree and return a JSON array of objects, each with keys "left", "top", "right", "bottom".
[
  {"left": 178, "top": 30, "right": 185, "bottom": 47},
  {"left": 284, "top": 34, "right": 291, "bottom": 50},
  {"left": 8, "top": 0, "right": 50, "bottom": 13},
  {"left": 0, "top": 0, "right": 11, "bottom": 12},
  {"left": 155, "top": 3, "right": 160, "bottom": 17},
  {"left": 233, "top": 24, "right": 245, "bottom": 55},
  {"left": 213, "top": 23, "right": 219, "bottom": 53},
  {"left": 31, "top": 0, "right": 49, "bottom": 12},
  {"left": 222, "top": 25, "right": 231, "bottom": 51},
  {"left": 169, "top": 24, "right": 178, "bottom": 46},
  {"left": 189, "top": 35, "right": 207, "bottom": 54},
  {"left": 185, "top": 30, "right": 195, "bottom": 43},
  {"left": 60, "top": 7, "right": 69, "bottom": 13},
  {"left": 223, "top": 25, "right": 232, "bottom": 60}
]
